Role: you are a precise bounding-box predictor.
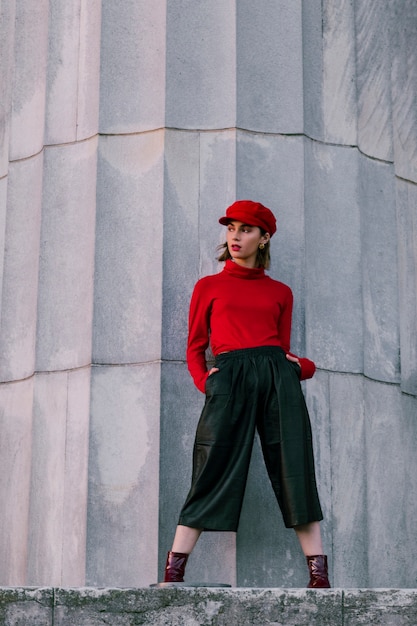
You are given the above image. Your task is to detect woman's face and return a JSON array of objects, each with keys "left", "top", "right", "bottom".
[{"left": 225, "top": 221, "right": 269, "bottom": 268}]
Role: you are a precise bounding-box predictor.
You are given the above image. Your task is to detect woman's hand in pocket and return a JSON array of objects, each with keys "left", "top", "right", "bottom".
[{"left": 286, "top": 354, "right": 300, "bottom": 366}]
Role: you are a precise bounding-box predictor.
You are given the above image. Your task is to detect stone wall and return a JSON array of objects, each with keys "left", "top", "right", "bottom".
[
  {"left": 1, "top": 587, "right": 417, "bottom": 626},
  {"left": 0, "top": 0, "right": 416, "bottom": 589}
]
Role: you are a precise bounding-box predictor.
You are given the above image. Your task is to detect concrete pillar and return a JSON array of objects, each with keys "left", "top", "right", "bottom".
[
  {"left": 88, "top": 364, "right": 161, "bottom": 587},
  {"left": 165, "top": 0, "right": 236, "bottom": 129},
  {"left": 328, "top": 374, "right": 368, "bottom": 587},
  {"left": 359, "top": 156, "right": 399, "bottom": 383},
  {"left": 0, "top": 154, "right": 43, "bottom": 382},
  {"left": 44, "top": 0, "right": 101, "bottom": 143},
  {"left": 0, "top": 0, "right": 16, "bottom": 175},
  {"left": 303, "top": 0, "right": 357, "bottom": 144},
  {"left": 88, "top": 131, "right": 164, "bottom": 586},
  {"left": 237, "top": 0, "right": 303, "bottom": 132},
  {"left": 35, "top": 139, "right": 97, "bottom": 372},
  {"left": 391, "top": 0, "right": 417, "bottom": 182},
  {"left": 0, "top": 379, "right": 34, "bottom": 585},
  {"left": 354, "top": 0, "right": 393, "bottom": 161},
  {"left": 99, "top": 0, "right": 166, "bottom": 133},
  {"left": 0, "top": 154, "right": 43, "bottom": 586},
  {"left": 396, "top": 180, "right": 417, "bottom": 395},
  {"left": 0, "top": 180, "right": 6, "bottom": 303},
  {"left": 27, "top": 369, "right": 91, "bottom": 586},
  {"left": 365, "top": 379, "right": 417, "bottom": 587},
  {"left": 9, "top": 0, "right": 49, "bottom": 160},
  {"left": 0, "top": 0, "right": 416, "bottom": 591},
  {"left": 304, "top": 140, "right": 363, "bottom": 372}
]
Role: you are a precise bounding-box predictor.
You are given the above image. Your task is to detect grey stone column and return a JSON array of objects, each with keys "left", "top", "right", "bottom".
[
  {"left": 0, "top": 0, "right": 417, "bottom": 590},
  {"left": 0, "top": 0, "right": 101, "bottom": 586},
  {"left": 86, "top": 0, "right": 167, "bottom": 587}
]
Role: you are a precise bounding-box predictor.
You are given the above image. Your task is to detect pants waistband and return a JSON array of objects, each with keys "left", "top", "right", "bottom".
[{"left": 214, "top": 346, "right": 286, "bottom": 363}]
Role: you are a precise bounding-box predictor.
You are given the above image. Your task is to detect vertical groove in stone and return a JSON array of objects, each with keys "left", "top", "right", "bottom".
[
  {"left": 330, "top": 374, "right": 369, "bottom": 587},
  {"left": 321, "top": 0, "right": 357, "bottom": 144},
  {"left": 0, "top": 0, "right": 16, "bottom": 176},
  {"left": 76, "top": 0, "right": 102, "bottom": 140},
  {"left": 44, "top": 0, "right": 82, "bottom": 144},
  {"left": 0, "top": 379, "right": 34, "bottom": 585},
  {"left": 36, "top": 139, "right": 98, "bottom": 373},
  {"left": 396, "top": 179, "right": 417, "bottom": 396},
  {"left": 391, "top": 0, "right": 417, "bottom": 183},
  {"left": 0, "top": 155, "right": 43, "bottom": 382},
  {"left": 354, "top": 0, "right": 393, "bottom": 161},
  {"left": 304, "top": 140, "right": 363, "bottom": 372},
  {"left": 27, "top": 369, "right": 91, "bottom": 586},
  {"left": 9, "top": 0, "right": 49, "bottom": 161},
  {"left": 92, "top": 131, "right": 164, "bottom": 365},
  {"left": 359, "top": 155, "right": 399, "bottom": 383}
]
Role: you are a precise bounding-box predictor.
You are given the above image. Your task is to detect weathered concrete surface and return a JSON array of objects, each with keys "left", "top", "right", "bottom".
[
  {"left": 396, "top": 179, "right": 417, "bottom": 396},
  {"left": 87, "top": 364, "right": 161, "bottom": 587},
  {"left": 93, "top": 132, "right": 164, "bottom": 364},
  {"left": 343, "top": 589, "right": 417, "bottom": 626},
  {"left": 0, "top": 380, "right": 34, "bottom": 586},
  {"left": 354, "top": 0, "right": 393, "bottom": 161},
  {"left": 99, "top": 0, "right": 166, "bottom": 133},
  {"left": 365, "top": 380, "right": 417, "bottom": 588},
  {"left": 305, "top": 140, "right": 362, "bottom": 373},
  {"left": 0, "top": 588, "right": 53, "bottom": 625},
  {"left": 391, "top": 0, "right": 417, "bottom": 183},
  {"left": 0, "top": 154, "right": 42, "bottom": 382},
  {"left": 2, "top": 588, "right": 417, "bottom": 626},
  {"left": 1, "top": 0, "right": 417, "bottom": 593},
  {"left": 237, "top": 1, "right": 303, "bottom": 132},
  {"left": 9, "top": 0, "right": 49, "bottom": 161},
  {"left": 0, "top": 0, "right": 15, "bottom": 177},
  {"left": 27, "top": 368, "right": 91, "bottom": 586},
  {"left": 54, "top": 587, "right": 343, "bottom": 625},
  {"left": 359, "top": 155, "right": 399, "bottom": 383},
  {"left": 303, "top": 0, "right": 357, "bottom": 145},
  {"left": 45, "top": 0, "right": 101, "bottom": 143},
  {"left": 166, "top": 0, "right": 236, "bottom": 130},
  {"left": 36, "top": 139, "right": 97, "bottom": 373},
  {"left": 327, "top": 374, "right": 368, "bottom": 588}
]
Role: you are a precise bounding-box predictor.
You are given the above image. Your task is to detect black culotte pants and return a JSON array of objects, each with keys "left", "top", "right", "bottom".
[{"left": 178, "top": 346, "right": 323, "bottom": 531}]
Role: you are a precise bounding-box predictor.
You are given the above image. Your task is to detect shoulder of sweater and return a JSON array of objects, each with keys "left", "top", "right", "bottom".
[
  {"left": 265, "top": 274, "right": 293, "bottom": 293},
  {"left": 193, "top": 271, "right": 222, "bottom": 287}
]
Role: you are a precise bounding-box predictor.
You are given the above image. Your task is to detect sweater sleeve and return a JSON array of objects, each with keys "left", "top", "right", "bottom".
[
  {"left": 278, "top": 286, "right": 293, "bottom": 353},
  {"left": 281, "top": 285, "right": 316, "bottom": 380},
  {"left": 186, "top": 279, "right": 211, "bottom": 393},
  {"left": 287, "top": 353, "right": 316, "bottom": 380}
]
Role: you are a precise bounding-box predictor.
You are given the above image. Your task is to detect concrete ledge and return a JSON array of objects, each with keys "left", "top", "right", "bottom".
[{"left": 1, "top": 587, "right": 417, "bottom": 625}]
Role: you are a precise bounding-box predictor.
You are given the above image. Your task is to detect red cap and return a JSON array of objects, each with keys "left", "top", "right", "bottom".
[{"left": 219, "top": 200, "right": 277, "bottom": 236}]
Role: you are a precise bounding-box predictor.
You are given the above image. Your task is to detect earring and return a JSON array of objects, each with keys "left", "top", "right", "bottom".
[{"left": 259, "top": 243, "right": 265, "bottom": 250}]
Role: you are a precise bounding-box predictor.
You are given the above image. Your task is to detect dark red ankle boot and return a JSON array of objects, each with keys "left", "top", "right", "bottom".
[
  {"left": 163, "top": 551, "right": 189, "bottom": 582},
  {"left": 306, "top": 555, "right": 331, "bottom": 588}
]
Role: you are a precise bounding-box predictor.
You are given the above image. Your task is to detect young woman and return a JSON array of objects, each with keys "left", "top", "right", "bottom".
[{"left": 162, "top": 200, "right": 330, "bottom": 588}]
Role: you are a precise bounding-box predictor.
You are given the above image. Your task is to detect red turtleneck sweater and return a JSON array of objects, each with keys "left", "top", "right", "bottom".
[{"left": 187, "top": 259, "right": 316, "bottom": 392}]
